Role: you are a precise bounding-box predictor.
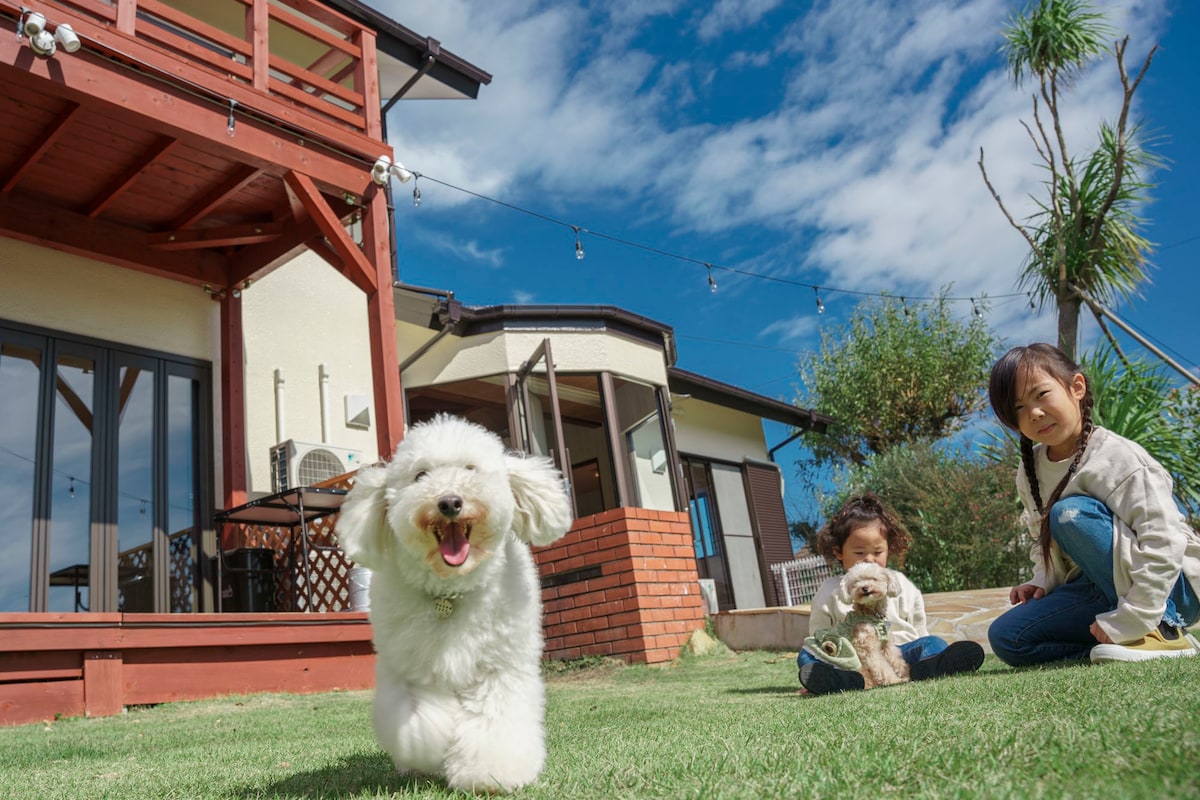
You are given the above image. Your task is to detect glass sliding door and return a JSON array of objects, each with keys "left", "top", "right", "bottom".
[
  {"left": 47, "top": 347, "right": 99, "bottom": 613},
  {"left": 0, "top": 321, "right": 211, "bottom": 613},
  {"left": 0, "top": 337, "right": 43, "bottom": 612},
  {"left": 166, "top": 372, "right": 200, "bottom": 612},
  {"left": 116, "top": 358, "right": 155, "bottom": 612}
]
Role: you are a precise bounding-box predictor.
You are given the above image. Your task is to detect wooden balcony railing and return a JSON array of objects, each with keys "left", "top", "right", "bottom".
[{"left": 34, "top": 0, "right": 375, "bottom": 137}]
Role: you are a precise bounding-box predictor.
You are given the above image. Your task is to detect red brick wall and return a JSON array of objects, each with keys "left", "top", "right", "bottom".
[{"left": 535, "top": 507, "right": 707, "bottom": 665}]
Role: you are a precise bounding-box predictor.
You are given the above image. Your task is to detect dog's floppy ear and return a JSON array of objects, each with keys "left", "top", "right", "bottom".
[
  {"left": 838, "top": 569, "right": 855, "bottom": 602},
  {"left": 885, "top": 567, "right": 902, "bottom": 597},
  {"left": 506, "top": 452, "right": 573, "bottom": 546},
  {"left": 335, "top": 464, "right": 391, "bottom": 568}
]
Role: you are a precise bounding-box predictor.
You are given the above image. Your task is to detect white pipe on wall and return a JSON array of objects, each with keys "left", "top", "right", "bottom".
[
  {"left": 274, "top": 368, "right": 286, "bottom": 443},
  {"left": 319, "top": 363, "right": 331, "bottom": 444}
]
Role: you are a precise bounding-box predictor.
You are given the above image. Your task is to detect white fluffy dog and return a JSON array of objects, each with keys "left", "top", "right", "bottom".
[
  {"left": 336, "top": 414, "right": 573, "bottom": 793},
  {"left": 841, "top": 562, "right": 910, "bottom": 689}
]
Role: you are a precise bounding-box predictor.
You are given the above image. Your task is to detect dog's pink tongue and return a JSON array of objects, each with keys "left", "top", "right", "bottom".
[{"left": 439, "top": 525, "right": 470, "bottom": 566}]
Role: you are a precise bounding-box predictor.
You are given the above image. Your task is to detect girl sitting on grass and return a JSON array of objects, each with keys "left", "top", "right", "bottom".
[
  {"left": 798, "top": 493, "right": 984, "bottom": 695},
  {"left": 987, "top": 343, "right": 1200, "bottom": 665}
]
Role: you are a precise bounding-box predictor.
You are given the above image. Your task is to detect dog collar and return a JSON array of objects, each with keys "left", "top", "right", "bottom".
[{"left": 433, "top": 593, "right": 462, "bottom": 620}]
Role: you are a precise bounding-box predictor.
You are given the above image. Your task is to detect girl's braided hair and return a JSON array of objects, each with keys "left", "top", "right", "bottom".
[
  {"left": 815, "top": 493, "right": 912, "bottom": 568},
  {"left": 988, "top": 343, "right": 1095, "bottom": 569}
]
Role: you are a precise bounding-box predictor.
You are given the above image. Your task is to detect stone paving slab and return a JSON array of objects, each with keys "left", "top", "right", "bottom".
[{"left": 923, "top": 587, "right": 1012, "bottom": 654}]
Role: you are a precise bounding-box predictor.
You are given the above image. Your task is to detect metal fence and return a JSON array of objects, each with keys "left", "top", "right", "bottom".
[{"left": 769, "top": 555, "right": 843, "bottom": 606}]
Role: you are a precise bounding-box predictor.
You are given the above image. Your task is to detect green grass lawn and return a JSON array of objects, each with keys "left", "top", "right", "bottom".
[{"left": 2, "top": 649, "right": 1198, "bottom": 799}]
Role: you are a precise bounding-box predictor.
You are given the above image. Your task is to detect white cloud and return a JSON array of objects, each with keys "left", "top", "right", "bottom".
[
  {"left": 370, "top": 0, "right": 1171, "bottom": 351},
  {"left": 696, "top": 0, "right": 786, "bottom": 42}
]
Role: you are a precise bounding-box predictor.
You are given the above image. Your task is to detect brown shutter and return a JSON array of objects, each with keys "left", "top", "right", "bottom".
[{"left": 743, "top": 462, "right": 791, "bottom": 606}]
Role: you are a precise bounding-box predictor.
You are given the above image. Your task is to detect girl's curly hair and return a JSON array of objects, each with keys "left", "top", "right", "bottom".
[{"left": 815, "top": 493, "right": 912, "bottom": 568}]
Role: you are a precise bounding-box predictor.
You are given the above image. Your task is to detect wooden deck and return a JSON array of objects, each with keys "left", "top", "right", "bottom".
[{"left": 0, "top": 611, "right": 374, "bottom": 726}]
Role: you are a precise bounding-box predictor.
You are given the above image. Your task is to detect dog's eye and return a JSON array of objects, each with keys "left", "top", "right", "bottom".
[{"left": 414, "top": 470, "right": 428, "bottom": 482}]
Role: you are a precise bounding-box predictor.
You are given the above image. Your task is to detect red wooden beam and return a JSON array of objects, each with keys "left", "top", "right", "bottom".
[
  {"left": 0, "top": 192, "right": 229, "bottom": 286},
  {"left": 82, "top": 136, "right": 179, "bottom": 218},
  {"left": 281, "top": 170, "right": 375, "bottom": 294},
  {"left": 220, "top": 290, "right": 248, "bottom": 510},
  {"left": 361, "top": 182, "right": 404, "bottom": 458},
  {"left": 0, "top": 102, "right": 81, "bottom": 193},
  {"left": 149, "top": 222, "right": 282, "bottom": 250},
  {"left": 168, "top": 165, "right": 265, "bottom": 231}
]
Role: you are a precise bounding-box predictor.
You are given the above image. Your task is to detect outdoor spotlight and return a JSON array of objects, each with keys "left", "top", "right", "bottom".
[
  {"left": 370, "top": 155, "right": 414, "bottom": 186},
  {"left": 370, "top": 155, "right": 392, "bottom": 186},
  {"left": 22, "top": 10, "right": 46, "bottom": 37},
  {"left": 55, "top": 23, "right": 79, "bottom": 53},
  {"left": 29, "top": 27, "right": 55, "bottom": 56}
]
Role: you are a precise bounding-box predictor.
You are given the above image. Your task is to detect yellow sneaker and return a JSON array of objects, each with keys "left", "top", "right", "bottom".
[{"left": 1090, "top": 623, "right": 1200, "bottom": 663}]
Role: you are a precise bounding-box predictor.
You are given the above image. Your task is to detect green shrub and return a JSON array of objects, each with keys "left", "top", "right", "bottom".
[{"left": 838, "top": 439, "right": 1031, "bottom": 593}]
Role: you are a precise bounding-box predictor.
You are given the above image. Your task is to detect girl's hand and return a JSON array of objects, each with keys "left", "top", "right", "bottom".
[
  {"left": 1010, "top": 583, "right": 1045, "bottom": 605},
  {"left": 1089, "top": 622, "right": 1113, "bottom": 644}
]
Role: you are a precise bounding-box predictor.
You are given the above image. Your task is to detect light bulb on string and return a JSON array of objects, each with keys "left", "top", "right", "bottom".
[
  {"left": 971, "top": 298, "right": 982, "bottom": 319},
  {"left": 411, "top": 180, "right": 422, "bottom": 207},
  {"left": 68, "top": 477, "right": 75, "bottom": 498},
  {"left": 1028, "top": 292, "right": 1036, "bottom": 311},
  {"left": 140, "top": 499, "right": 147, "bottom": 515},
  {"left": 573, "top": 226, "right": 584, "bottom": 260},
  {"left": 706, "top": 264, "right": 717, "bottom": 293},
  {"left": 813, "top": 286, "right": 825, "bottom": 315},
  {"left": 900, "top": 296, "right": 910, "bottom": 318}
]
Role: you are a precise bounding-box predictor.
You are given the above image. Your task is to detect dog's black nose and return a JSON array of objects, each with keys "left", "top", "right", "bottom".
[{"left": 438, "top": 494, "right": 464, "bottom": 518}]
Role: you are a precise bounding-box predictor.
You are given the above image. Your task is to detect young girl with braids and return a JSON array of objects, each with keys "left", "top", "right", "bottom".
[
  {"left": 987, "top": 343, "right": 1200, "bottom": 665},
  {"left": 797, "top": 493, "right": 984, "bottom": 694}
]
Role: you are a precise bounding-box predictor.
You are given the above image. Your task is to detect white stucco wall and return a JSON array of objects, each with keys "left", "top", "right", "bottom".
[
  {"left": 1, "top": 238, "right": 215, "bottom": 359},
  {"left": 240, "top": 251, "right": 379, "bottom": 494},
  {"left": 396, "top": 320, "right": 668, "bottom": 387},
  {"left": 670, "top": 397, "right": 770, "bottom": 463}
]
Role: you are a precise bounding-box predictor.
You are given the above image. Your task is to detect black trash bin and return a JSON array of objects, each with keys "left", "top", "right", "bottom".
[{"left": 221, "top": 547, "right": 277, "bottom": 612}]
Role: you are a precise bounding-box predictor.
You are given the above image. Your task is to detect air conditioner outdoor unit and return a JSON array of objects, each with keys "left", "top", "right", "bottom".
[{"left": 270, "top": 440, "right": 362, "bottom": 492}]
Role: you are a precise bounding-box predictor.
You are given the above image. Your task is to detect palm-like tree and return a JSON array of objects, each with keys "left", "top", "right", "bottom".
[{"left": 978, "top": 0, "right": 1159, "bottom": 359}]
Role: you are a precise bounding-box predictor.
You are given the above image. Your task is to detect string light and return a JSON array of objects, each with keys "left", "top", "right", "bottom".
[
  {"left": 384, "top": 166, "right": 1031, "bottom": 312},
  {"left": 68, "top": 477, "right": 75, "bottom": 498},
  {"left": 900, "top": 296, "right": 910, "bottom": 318},
  {"left": 1028, "top": 292, "right": 1036, "bottom": 311},
  {"left": 226, "top": 99, "right": 236, "bottom": 135},
  {"left": 706, "top": 263, "right": 717, "bottom": 293},
  {"left": 971, "top": 298, "right": 983, "bottom": 319},
  {"left": 411, "top": 178, "right": 422, "bottom": 207}
]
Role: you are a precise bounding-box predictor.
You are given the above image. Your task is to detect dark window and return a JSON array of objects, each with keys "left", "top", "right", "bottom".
[{"left": 404, "top": 347, "right": 677, "bottom": 519}]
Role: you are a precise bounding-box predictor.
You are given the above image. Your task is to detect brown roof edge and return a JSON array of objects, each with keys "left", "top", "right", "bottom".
[
  {"left": 326, "top": 0, "right": 493, "bottom": 92},
  {"left": 428, "top": 298, "right": 680, "bottom": 368},
  {"left": 667, "top": 367, "right": 833, "bottom": 433}
]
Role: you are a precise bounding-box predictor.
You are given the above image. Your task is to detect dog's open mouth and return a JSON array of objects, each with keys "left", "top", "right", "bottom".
[{"left": 434, "top": 521, "right": 471, "bottom": 567}]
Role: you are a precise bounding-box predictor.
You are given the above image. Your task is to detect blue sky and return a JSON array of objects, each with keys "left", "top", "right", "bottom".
[{"left": 370, "top": 0, "right": 1199, "bottom": 522}]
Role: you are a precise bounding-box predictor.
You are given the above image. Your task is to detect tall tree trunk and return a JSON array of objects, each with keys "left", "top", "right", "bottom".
[{"left": 1057, "top": 292, "right": 1082, "bottom": 360}]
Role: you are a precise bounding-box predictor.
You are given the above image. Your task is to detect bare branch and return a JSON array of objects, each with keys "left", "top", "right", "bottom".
[
  {"left": 978, "top": 148, "right": 1039, "bottom": 252},
  {"left": 1087, "top": 37, "right": 1158, "bottom": 251},
  {"left": 1019, "top": 119, "right": 1051, "bottom": 168}
]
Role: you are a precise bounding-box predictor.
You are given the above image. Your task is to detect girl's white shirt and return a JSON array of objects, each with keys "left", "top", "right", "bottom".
[
  {"left": 806, "top": 568, "right": 929, "bottom": 645},
  {"left": 1017, "top": 426, "right": 1200, "bottom": 642}
]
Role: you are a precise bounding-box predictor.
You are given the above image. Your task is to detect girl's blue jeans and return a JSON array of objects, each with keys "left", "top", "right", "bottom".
[
  {"left": 797, "top": 635, "right": 947, "bottom": 670},
  {"left": 988, "top": 495, "right": 1199, "bottom": 666}
]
